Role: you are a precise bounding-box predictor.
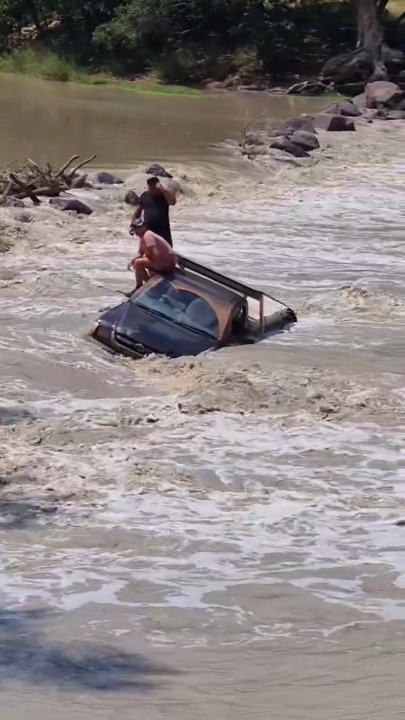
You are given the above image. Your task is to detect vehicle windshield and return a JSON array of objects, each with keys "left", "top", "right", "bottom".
[{"left": 133, "top": 278, "right": 220, "bottom": 338}]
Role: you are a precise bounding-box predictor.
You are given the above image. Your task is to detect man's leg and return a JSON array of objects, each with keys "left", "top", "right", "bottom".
[{"left": 133, "top": 257, "right": 152, "bottom": 288}]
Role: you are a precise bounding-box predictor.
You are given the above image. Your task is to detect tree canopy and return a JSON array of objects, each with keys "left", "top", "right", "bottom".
[{"left": 0, "top": 0, "right": 403, "bottom": 84}]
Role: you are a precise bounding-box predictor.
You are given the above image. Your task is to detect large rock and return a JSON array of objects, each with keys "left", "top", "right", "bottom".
[
  {"left": 320, "top": 48, "right": 373, "bottom": 86},
  {"left": 352, "top": 93, "right": 366, "bottom": 109},
  {"left": 89, "top": 171, "right": 124, "bottom": 185},
  {"left": 262, "top": 124, "right": 290, "bottom": 138},
  {"left": 50, "top": 197, "right": 93, "bottom": 215},
  {"left": 270, "top": 137, "right": 310, "bottom": 158},
  {"left": 289, "top": 130, "right": 320, "bottom": 151},
  {"left": 145, "top": 163, "right": 173, "bottom": 178},
  {"left": 282, "top": 117, "right": 316, "bottom": 134},
  {"left": 381, "top": 109, "right": 405, "bottom": 120},
  {"left": 2, "top": 196, "right": 24, "bottom": 208},
  {"left": 365, "top": 80, "right": 405, "bottom": 109},
  {"left": 320, "top": 47, "right": 405, "bottom": 90},
  {"left": 125, "top": 190, "right": 140, "bottom": 206},
  {"left": 313, "top": 114, "right": 356, "bottom": 131},
  {"left": 321, "top": 100, "right": 362, "bottom": 117}
]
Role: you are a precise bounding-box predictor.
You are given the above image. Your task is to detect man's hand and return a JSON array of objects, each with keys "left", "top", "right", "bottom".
[
  {"left": 129, "top": 225, "right": 136, "bottom": 236},
  {"left": 156, "top": 181, "right": 176, "bottom": 206},
  {"left": 127, "top": 256, "right": 137, "bottom": 270}
]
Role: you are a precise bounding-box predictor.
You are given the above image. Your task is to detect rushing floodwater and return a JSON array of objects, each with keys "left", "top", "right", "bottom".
[{"left": 0, "top": 75, "right": 405, "bottom": 719}]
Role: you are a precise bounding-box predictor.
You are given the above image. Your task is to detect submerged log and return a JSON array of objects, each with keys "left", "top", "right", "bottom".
[{"left": 0, "top": 154, "right": 96, "bottom": 206}]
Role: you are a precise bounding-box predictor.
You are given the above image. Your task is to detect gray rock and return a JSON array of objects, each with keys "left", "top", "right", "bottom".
[
  {"left": 313, "top": 114, "right": 356, "bottom": 131},
  {"left": 321, "top": 100, "right": 362, "bottom": 117},
  {"left": 125, "top": 190, "right": 141, "bottom": 206},
  {"left": 352, "top": 93, "right": 366, "bottom": 109},
  {"left": 282, "top": 117, "right": 317, "bottom": 134},
  {"left": 289, "top": 130, "right": 320, "bottom": 151},
  {"left": 382, "top": 109, "right": 405, "bottom": 120},
  {"left": 262, "top": 124, "right": 290, "bottom": 138},
  {"left": 89, "top": 171, "right": 124, "bottom": 185},
  {"left": 145, "top": 163, "right": 173, "bottom": 178},
  {"left": 50, "top": 197, "right": 93, "bottom": 215},
  {"left": 365, "top": 80, "right": 404, "bottom": 109},
  {"left": 270, "top": 137, "right": 310, "bottom": 158},
  {"left": 2, "top": 196, "right": 24, "bottom": 208}
]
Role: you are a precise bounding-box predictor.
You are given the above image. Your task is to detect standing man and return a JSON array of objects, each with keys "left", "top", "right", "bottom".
[{"left": 129, "top": 176, "right": 176, "bottom": 247}]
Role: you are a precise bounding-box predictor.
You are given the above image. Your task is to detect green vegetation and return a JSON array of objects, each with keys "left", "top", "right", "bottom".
[
  {"left": 0, "top": 46, "right": 202, "bottom": 93},
  {"left": 0, "top": 46, "right": 103, "bottom": 82},
  {"left": 0, "top": 0, "right": 403, "bottom": 87}
]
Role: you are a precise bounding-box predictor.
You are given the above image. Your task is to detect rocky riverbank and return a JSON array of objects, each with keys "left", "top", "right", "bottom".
[{"left": 218, "top": 79, "right": 405, "bottom": 168}]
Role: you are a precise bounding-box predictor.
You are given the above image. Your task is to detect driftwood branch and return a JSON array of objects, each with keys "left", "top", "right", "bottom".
[
  {"left": 0, "top": 181, "right": 13, "bottom": 203},
  {"left": 0, "top": 153, "right": 96, "bottom": 206},
  {"left": 55, "top": 155, "right": 80, "bottom": 178},
  {"left": 67, "top": 154, "right": 96, "bottom": 179},
  {"left": 240, "top": 111, "right": 265, "bottom": 153},
  {"left": 9, "top": 173, "right": 41, "bottom": 205}
]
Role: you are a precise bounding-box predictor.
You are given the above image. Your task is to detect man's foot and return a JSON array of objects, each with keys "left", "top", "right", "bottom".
[{"left": 124, "top": 285, "right": 141, "bottom": 298}]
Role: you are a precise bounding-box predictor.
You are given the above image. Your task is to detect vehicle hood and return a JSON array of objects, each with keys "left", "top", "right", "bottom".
[{"left": 111, "top": 300, "right": 216, "bottom": 357}]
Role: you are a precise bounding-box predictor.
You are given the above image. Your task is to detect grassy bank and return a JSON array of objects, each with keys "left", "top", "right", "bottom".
[{"left": 0, "top": 48, "right": 202, "bottom": 96}]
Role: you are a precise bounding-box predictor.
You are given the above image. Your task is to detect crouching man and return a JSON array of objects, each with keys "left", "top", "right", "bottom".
[{"left": 127, "top": 218, "right": 177, "bottom": 292}]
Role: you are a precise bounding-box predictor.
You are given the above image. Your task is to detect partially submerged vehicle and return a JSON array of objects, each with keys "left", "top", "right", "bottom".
[{"left": 90, "top": 254, "right": 297, "bottom": 359}]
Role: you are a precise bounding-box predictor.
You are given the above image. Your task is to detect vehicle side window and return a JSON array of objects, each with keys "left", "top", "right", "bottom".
[{"left": 135, "top": 279, "right": 219, "bottom": 337}]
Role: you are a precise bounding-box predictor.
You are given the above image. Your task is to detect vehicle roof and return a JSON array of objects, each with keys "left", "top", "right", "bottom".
[{"left": 174, "top": 267, "right": 244, "bottom": 305}]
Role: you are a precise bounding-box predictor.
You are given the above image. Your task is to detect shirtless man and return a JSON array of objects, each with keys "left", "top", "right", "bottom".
[{"left": 127, "top": 218, "right": 176, "bottom": 291}]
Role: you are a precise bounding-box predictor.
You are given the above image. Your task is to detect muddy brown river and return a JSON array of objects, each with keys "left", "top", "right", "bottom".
[{"left": 0, "top": 74, "right": 405, "bottom": 719}]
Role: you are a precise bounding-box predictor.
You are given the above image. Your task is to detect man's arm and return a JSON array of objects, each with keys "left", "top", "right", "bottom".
[
  {"left": 129, "top": 203, "right": 143, "bottom": 234},
  {"left": 131, "top": 204, "right": 142, "bottom": 223},
  {"left": 157, "top": 182, "right": 176, "bottom": 206}
]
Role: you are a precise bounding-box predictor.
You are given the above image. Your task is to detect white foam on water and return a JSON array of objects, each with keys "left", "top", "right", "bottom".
[{"left": 0, "top": 128, "right": 405, "bottom": 643}]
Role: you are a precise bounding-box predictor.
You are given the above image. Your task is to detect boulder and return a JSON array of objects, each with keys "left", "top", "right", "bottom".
[
  {"left": 270, "top": 137, "right": 310, "bottom": 158},
  {"left": 244, "top": 131, "right": 267, "bottom": 146},
  {"left": 282, "top": 117, "right": 317, "bottom": 134},
  {"left": 365, "top": 80, "right": 405, "bottom": 109},
  {"left": 125, "top": 190, "right": 141, "bottom": 206},
  {"left": 320, "top": 47, "right": 405, "bottom": 90},
  {"left": 382, "top": 109, "right": 405, "bottom": 120},
  {"left": 145, "top": 163, "right": 173, "bottom": 178},
  {"left": 320, "top": 48, "right": 373, "bottom": 86},
  {"left": 89, "top": 171, "right": 124, "bottom": 185},
  {"left": 50, "top": 197, "right": 93, "bottom": 215},
  {"left": 352, "top": 93, "right": 366, "bottom": 109},
  {"left": 289, "top": 130, "right": 320, "bottom": 151},
  {"left": 2, "top": 196, "right": 24, "bottom": 208},
  {"left": 321, "top": 100, "right": 362, "bottom": 117},
  {"left": 286, "top": 80, "right": 328, "bottom": 96},
  {"left": 313, "top": 114, "right": 356, "bottom": 131},
  {"left": 263, "top": 124, "right": 290, "bottom": 138}
]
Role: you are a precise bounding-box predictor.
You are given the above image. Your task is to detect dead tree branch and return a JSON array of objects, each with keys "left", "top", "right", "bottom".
[
  {"left": 239, "top": 111, "right": 265, "bottom": 153},
  {"left": 0, "top": 154, "right": 96, "bottom": 206}
]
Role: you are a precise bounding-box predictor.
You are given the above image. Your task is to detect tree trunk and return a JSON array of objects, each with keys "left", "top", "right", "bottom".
[{"left": 356, "top": 0, "right": 387, "bottom": 79}]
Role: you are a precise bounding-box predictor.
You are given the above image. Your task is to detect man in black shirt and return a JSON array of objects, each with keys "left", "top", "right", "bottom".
[{"left": 129, "top": 176, "right": 176, "bottom": 247}]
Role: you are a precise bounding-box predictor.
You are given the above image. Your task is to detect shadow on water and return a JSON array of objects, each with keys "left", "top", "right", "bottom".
[{"left": 0, "top": 609, "right": 178, "bottom": 691}]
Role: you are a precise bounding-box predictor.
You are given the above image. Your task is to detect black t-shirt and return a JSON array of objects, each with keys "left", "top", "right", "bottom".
[{"left": 139, "top": 191, "right": 172, "bottom": 246}]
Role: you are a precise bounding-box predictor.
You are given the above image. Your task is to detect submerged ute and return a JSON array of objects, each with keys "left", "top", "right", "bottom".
[{"left": 91, "top": 255, "right": 297, "bottom": 360}]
